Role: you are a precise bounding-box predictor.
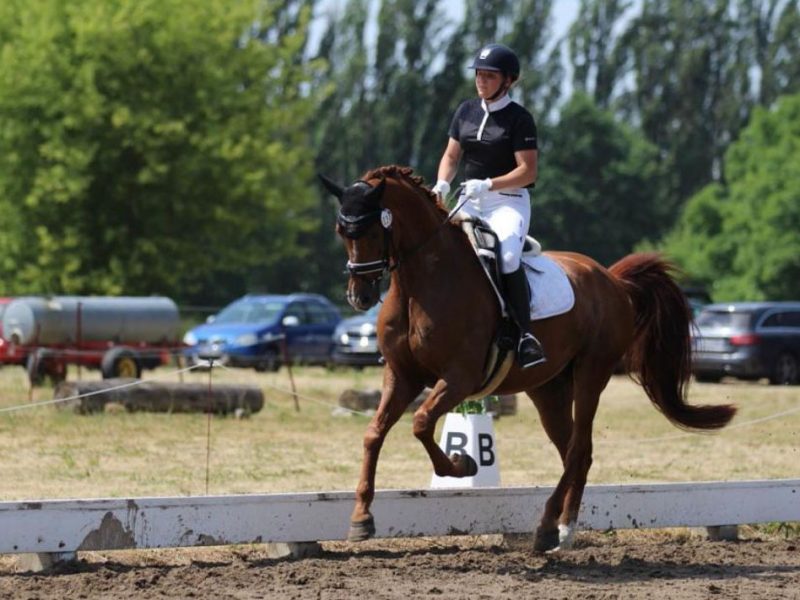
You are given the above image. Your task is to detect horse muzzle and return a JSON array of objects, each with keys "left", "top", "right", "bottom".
[{"left": 347, "top": 277, "right": 381, "bottom": 311}]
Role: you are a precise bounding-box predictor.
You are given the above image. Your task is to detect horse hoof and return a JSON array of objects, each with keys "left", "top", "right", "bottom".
[
  {"left": 348, "top": 516, "right": 376, "bottom": 542},
  {"left": 451, "top": 452, "right": 478, "bottom": 477},
  {"left": 533, "top": 527, "right": 559, "bottom": 553}
]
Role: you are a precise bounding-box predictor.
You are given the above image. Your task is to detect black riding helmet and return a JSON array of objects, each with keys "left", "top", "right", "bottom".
[{"left": 469, "top": 43, "right": 520, "bottom": 81}]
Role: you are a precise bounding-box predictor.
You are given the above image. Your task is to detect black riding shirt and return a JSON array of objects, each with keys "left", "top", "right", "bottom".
[{"left": 448, "top": 97, "right": 538, "bottom": 181}]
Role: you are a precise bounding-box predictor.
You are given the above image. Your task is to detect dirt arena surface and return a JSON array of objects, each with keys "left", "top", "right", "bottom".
[{"left": 2, "top": 530, "right": 799, "bottom": 599}]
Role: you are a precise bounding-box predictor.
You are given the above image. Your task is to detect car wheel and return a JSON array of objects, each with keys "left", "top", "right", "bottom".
[
  {"left": 255, "top": 348, "right": 280, "bottom": 372},
  {"left": 770, "top": 353, "right": 798, "bottom": 385},
  {"left": 694, "top": 372, "right": 722, "bottom": 383}
]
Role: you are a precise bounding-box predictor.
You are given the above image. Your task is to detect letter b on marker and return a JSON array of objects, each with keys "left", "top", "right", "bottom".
[
  {"left": 478, "top": 433, "right": 495, "bottom": 466},
  {"left": 444, "top": 432, "right": 468, "bottom": 455}
]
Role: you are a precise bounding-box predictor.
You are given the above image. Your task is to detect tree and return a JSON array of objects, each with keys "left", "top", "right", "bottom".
[
  {"left": 661, "top": 92, "right": 800, "bottom": 300},
  {"left": 534, "top": 93, "right": 668, "bottom": 266},
  {"left": 567, "top": 0, "right": 632, "bottom": 109},
  {"left": 743, "top": 0, "right": 800, "bottom": 106},
  {"left": 616, "top": 0, "right": 753, "bottom": 204},
  {"left": 0, "top": 0, "right": 320, "bottom": 304}
]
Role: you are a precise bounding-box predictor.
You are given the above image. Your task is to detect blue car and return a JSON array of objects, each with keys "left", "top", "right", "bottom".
[{"left": 183, "top": 294, "right": 341, "bottom": 371}]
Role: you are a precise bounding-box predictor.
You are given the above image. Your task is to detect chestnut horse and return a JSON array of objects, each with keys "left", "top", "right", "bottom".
[{"left": 319, "top": 165, "right": 736, "bottom": 552}]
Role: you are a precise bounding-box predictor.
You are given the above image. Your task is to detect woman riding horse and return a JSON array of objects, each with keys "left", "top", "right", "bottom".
[
  {"left": 433, "top": 42, "right": 545, "bottom": 369},
  {"left": 320, "top": 165, "right": 735, "bottom": 552}
]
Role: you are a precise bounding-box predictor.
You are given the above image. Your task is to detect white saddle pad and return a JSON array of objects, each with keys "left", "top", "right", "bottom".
[{"left": 522, "top": 253, "right": 575, "bottom": 320}]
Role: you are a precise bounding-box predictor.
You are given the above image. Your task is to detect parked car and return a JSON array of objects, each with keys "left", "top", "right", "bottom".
[
  {"left": 183, "top": 294, "right": 341, "bottom": 371},
  {"left": 331, "top": 302, "right": 383, "bottom": 367},
  {"left": 692, "top": 301, "right": 800, "bottom": 384}
]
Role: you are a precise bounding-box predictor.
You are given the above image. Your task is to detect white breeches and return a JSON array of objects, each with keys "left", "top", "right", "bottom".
[{"left": 458, "top": 188, "right": 531, "bottom": 274}]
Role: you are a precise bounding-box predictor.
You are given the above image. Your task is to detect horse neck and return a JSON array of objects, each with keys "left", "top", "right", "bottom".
[
  {"left": 388, "top": 199, "right": 480, "bottom": 294},
  {"left": 386, "top": 186, "right": 445, "bottom": 252}
]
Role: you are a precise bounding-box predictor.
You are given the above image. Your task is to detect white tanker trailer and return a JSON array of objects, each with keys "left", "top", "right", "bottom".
[{"left": 1, "top": 296, "right": 181, "bottom": 385}]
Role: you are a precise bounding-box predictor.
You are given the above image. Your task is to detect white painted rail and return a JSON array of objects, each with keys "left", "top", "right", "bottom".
[{"left": 1, "top": 479, "right": 798, "bottom": 554}]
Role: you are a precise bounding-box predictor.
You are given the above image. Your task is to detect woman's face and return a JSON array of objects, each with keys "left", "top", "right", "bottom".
[{"left": 475, "top": 69, "right": 506, "bottom": 100}]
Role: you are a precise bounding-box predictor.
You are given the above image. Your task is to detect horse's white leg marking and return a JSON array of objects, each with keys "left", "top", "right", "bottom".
[{"left": 557, "top": 522, "right": 576, "bottom": 550}]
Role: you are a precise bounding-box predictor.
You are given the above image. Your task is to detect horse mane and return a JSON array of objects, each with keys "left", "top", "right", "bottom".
[{"left": 363, "top": 165, "right": 449, "bottom": 217}]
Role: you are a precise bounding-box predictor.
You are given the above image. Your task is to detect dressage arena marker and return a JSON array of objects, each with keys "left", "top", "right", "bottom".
[
  {"left": 431, "top": 413, "right": 500, "bottom": 488},
  {"left": 2, "top": 479, "right": 798, "bottom": 569}
]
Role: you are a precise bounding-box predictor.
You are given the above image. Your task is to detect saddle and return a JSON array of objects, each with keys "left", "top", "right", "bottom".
[
  {"left": 461, "top": 218, "right": 543, "bottom": 316},
  {"left": 459, "top": 217, "right": 542, "bottom": 398}
]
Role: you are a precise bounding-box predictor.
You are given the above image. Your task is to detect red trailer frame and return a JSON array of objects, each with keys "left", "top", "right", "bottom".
[{"left": 0, "top": 298, "right": 183, "bottom": 386}]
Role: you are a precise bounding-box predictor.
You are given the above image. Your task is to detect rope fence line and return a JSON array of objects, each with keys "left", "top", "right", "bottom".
[
  {"left": 214, "top": 362, "right": 375, "bottom": 418},
  {"left": 0, "top": 361, "right": 796, "bottom": 441},
  {"left": 0, "top": 364, "right": 202, "bottom": 414}
]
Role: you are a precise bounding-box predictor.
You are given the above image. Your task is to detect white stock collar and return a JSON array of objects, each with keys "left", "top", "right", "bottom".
[{"left": 481, "top": 94, "right": 512, "bottom": 113}]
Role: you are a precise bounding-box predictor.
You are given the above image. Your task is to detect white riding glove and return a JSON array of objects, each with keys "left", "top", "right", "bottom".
[
  {"left": 431, "top": 179, "right": 450, "bottom": 198},
  {"left": 464, "top": 178, "right": 493, "bottom": 200}
]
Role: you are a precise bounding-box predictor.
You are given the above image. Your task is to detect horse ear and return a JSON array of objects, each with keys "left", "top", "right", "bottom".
[
  {"left": 365, "top": 177, "right": 386, "bottom": 203},
  {"left": 318, "top": 173, "right": 345, "bottom": 202}
]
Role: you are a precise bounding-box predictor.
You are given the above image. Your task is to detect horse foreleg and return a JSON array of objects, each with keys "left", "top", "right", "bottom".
[
  {"left": 412, "top": 378, "right": 477, "bottom": 478},
  {"left": 349, "top": 367, "right": 423, "bottom": 542}
]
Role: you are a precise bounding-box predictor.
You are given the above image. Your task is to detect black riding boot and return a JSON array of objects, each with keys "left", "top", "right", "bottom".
[{"left": 502, "top": 267, "right": 547, "bottom": 369}]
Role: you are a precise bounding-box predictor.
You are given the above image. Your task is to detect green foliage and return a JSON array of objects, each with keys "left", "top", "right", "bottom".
[
  {"left": 0, "top": 0, "right": 320, "bottom": 304},
  {"left": 661, "top": 92, "right": 800, "bottom": 300},
  {"left": 535, "top": 93, "right": 667, "bottom": 265}
]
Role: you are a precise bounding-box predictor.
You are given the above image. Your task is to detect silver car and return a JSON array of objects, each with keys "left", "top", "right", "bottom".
[{"left": 692, "top": 301, "right": 800, "bottom": 384}]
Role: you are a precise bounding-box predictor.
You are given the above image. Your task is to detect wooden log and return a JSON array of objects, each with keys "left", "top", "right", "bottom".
[
  {"left": 53, "top": 379, "right": 264, "bottom": 416},
  {"left": 337, "top": 389, "right": 516, "bottom": 417},
  {"left": 338, "top": 388, "right": 424, "bottom": 413}
]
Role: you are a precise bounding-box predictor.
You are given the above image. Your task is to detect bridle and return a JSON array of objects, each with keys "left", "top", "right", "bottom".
[
  {"left": 337, "top": 178, "right": 464, "bottom": 287},
  {"left": 337, "top": 205, "right": 394, "bottom": 279}
]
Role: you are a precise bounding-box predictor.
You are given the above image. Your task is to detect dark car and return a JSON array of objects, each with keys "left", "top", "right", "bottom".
[
  {"left": 331, "top": 302, "right": 382, "bottom": 367},
  {"left": 183, "top": 294, "right": 341, "bottom": 371},
  {"left": 692, "top": 301, "right": 800, "bottom": 384}
]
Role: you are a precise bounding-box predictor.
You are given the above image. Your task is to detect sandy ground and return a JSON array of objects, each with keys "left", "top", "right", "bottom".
[{"left": 2, "top": 530, "right": 799, "bottom": 599}]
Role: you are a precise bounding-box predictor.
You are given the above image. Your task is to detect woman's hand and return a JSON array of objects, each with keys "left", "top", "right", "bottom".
[
  {"left": 464, "top": 178, "right": 493, "bottom": 200},
  {"left": 432, "top": 180, "right": 451, "bottom": 198}
]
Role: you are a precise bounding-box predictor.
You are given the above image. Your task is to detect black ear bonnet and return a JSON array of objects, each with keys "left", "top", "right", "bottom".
[{"left": 336, "top": 179, "right": 387, "bottom": 239}]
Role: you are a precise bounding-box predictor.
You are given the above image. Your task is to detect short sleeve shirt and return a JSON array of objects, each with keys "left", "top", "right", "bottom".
[{"left": 448, "top": 98, "right": 538, "bottom": 181}]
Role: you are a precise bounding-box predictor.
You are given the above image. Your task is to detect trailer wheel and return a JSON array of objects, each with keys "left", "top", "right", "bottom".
[
  {"left": 25, "top": 350, "right": 67, "bottom": 387},
  {"left": 101, "top": 348, "right": 142, "bottom": 379},
  {"left": 26, "top": 352, "right": 46, "bottom": 386}
]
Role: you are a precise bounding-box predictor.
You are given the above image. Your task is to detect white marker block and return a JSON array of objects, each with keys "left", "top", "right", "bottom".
[{"left": 431, "top": 413, "right": 500, "bottom": 488}]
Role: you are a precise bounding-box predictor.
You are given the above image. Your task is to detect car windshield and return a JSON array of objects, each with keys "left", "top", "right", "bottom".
[
  {"left": 213, "top": 300, "right": 284, "bottom": 324},
  {"left": 695, "top": 310, "right": 753, "bottom": 329}
]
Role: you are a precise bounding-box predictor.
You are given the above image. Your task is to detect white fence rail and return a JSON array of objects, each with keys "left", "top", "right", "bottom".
[{"left": 1, "top": 479, "right": 798, "bottom": 554}]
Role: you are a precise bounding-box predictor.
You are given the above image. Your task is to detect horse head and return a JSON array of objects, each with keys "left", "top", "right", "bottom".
[{"left": 319, "top": 173, "right": 390, "bottom": 311}]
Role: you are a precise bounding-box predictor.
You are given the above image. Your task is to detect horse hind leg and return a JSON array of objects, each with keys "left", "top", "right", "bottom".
[
  {"left": 542, "top": 362, "right": 609, "bottom": 552},
  {"left": 526, "top": 368, "right": 575, "bottom": 552}
]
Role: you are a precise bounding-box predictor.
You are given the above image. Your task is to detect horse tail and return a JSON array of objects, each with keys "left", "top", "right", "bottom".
[{"left": 609, "top": 253, "right": 736, "bottom": 430}]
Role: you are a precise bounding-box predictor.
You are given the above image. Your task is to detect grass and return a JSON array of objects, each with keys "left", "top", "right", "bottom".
[{"left": 0, "top": 362, "right": 798, "bottom": 501}]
